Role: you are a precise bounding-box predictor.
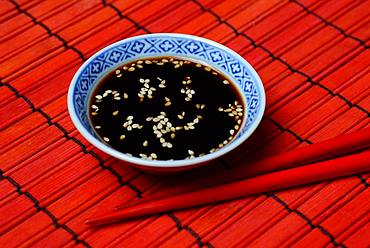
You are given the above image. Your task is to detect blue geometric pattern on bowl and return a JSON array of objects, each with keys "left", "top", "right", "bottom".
[{"left": 73, "top": 34, "right": 263, "bottom": 137}]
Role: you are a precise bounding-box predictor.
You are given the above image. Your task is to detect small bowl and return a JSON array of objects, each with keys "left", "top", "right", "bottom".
[{"left": 68, "top": 33, "right": 265, "bottom": 173}]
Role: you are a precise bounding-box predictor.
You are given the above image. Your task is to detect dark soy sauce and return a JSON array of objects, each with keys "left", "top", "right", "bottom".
[{"left": 88, "top": 57, "right": 244, "bottom": 160}]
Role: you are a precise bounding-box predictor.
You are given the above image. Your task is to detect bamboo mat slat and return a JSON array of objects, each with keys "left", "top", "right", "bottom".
[{"left": 0, "top": 0, "right": 369, "bottom": 247}]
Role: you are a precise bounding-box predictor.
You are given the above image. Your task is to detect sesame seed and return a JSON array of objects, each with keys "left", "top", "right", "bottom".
[
  {"left": 127, "top": 126, "right": 132, "bottom": 131},
  {"left": 103, "top": 92, "right": 108, "bottom": 97},
  {"left": 200, "top": 104, "right": 206, "bottom": 109},
  {"left": 123, "top": 122, "right": 129, "bottom": 128},
  {"left": 188, "top": 150, "right": 194, "bottom": 155},
  {"left": 92, "top": 105, "right": 98, "bottom": 109},
  {"left": 157, "top": 62, "right": 164, "bottom": 65},
  {"left": 160, "top": 138, "right": 165, "bottom": 143},
  {"left": 146, "top": 117, "right": 153, "bottom": 121},
  {"left": 167, "top": 143, "right": 173, "bottom": 148},
  {"left": 230, "top": 129, "right": 235, "bottom": 135},
  {"left": 176, "top": 126, "right": 183, "bottom": 130},
  {"left": 228, "top": 113, "right": 234, "bottom": 117},
  {"left": 218, "top": 143, "right": 224, "bottom": 148},
  {"left": 128, "top": 67, "right": 135, "bottom": 71},
  {"left": 165, "top": 101, "right": 171, "bottom": 107},
  {"left": 103, "top": 137, "right": 110, "bottom": 142},
  {"left": 234, "top": 125, "right": 240, "bottom": 130},
  {"left": 157, "top": 123, "right": 163, "bottom": 129},
  {"left": 137, "top": 60, "right": 143, "bottom": 64},
  {"left": 204, "top": 67, "right": 211, "bottom": 71},
  {"left": 106, "top": 90, "right": 112, "bottom": 93},
  {"left": 180, "top": 89, "right": 185, "bottom": 93},
  {"left": 132, "top": 124, "right": 139, "bottom": 128},
  {"left": 137, "top": 64, "right": 143, "bottom": 68},
  {"left": 151, "top": 153, "right": 157, "bottom": 159},
  {"left": 223, "top": 80, "right": 230, "bottom": 85},
  {"left": 143, "top": 140, "right": 148, "bottom": 147},
  {"left": 196, "top": 104, "right": 200, "bottom": 109},
  {"left": 237, "top": 119, "right": 242, "bottom": 124},
  {"left": 95, "top": 126, "right": 101, "bottom": 129},
  {"left": 177, "top": 115, "right": 183, "bottom": 119},
  {"left": 218, "top": 107, "right": 223, "bottom": 111},
  {"left": 114, "top": 97, "right": 121, "bottom": 100},
  {"left": 212, "top": 72, "right": 218, "bottom": 75},
  {"left": 159, "top": 84, "right": 166, "bottom": 88},
  {"left": 92, "top": 112, "right": 97, "bottom": 115},
  {"left": 194, "top": 118, "right": 199, "bottom": 124},
  {"left": 127, "top": 116, "right": 133, "bottom": 120},
  {"left": 162, "top": 143, "right": 167, "bottom": 147},
  {"left": 120, "top": 134, "right": 126, "bottom": 140},
  {"left": 123, "top": 66, "right": 128, "bottom": 70},
  {"left": 196, "top": 63, "right": 202, "bottom": 67},
  {"left": 184, "top": 126, "right": 189, "bottom": 130},
  {"left": 223, "top": 140, "right": 228, "bottom": 145},
  {"left": 165, "top": 97, "right": 170, "bottom": 102},
  {"left": 162, "top": 59, "right": 168, "bottom": 62},
  {"left": 145, "top": 60, "right": 152, "bottom": 64},
  {"left": 113, "top": 111, "right": 119, "bottom": 116},
  {"left": 123, "top": 93, "right": 128, "bottom": 99},
  {"left": 148, "top": 95, "right": 153, "bottom": 99},
  {"left": 174, "top": 64, "right": 181, "bottom": 68},
  {"left": 185, "top": 97, "right": 191, "bottom": 101},
  {"left": 189, "top": 125, "right": 195, "bottom": 130},
  {"left": 117, "top": 74, "right": 122, "bottom": 78},
  {"left": 197, "top": 115, "right": 203, "bottom": 119},
  {"left": 95, "top": 95, "right": 102, "bottom": 99}
]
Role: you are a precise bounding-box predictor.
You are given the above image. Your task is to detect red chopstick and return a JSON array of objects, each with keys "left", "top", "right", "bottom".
[
  {"left": 85, "top": 149, "right": 370, "bottom": 226},
  {"left": 115, "top": 127, "right": 370, "bottom": 208}
]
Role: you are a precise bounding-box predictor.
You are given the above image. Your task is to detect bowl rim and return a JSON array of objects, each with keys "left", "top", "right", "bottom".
[{"left": 68, "top": 33, "right": 265, "bottom": 168}]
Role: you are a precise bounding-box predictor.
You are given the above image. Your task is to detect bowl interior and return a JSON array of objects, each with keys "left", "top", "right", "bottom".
[{"left": 68, "top": 33, "right": 265, "bottom": 167}]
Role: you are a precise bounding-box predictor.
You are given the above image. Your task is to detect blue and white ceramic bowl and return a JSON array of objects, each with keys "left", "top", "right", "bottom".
[{"left": 68, "top": 33, "right": 265, "bottom": 173}]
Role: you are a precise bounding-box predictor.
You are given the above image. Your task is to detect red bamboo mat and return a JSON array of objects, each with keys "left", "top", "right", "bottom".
[{"left": 0, "top": 0, "right": 369, "bottom": 247}]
